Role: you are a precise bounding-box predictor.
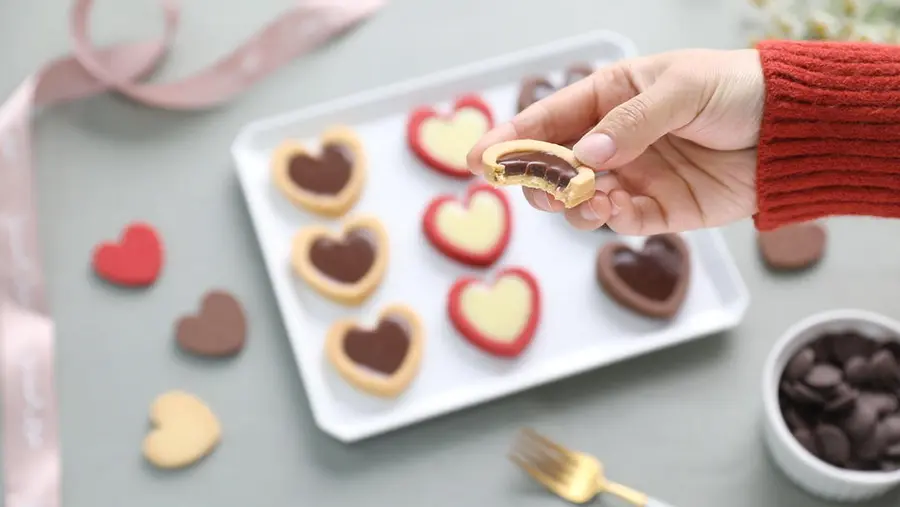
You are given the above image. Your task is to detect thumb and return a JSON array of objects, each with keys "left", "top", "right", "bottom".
[{"left": 572, "top": 77, "right": 699, "bottom": 169}]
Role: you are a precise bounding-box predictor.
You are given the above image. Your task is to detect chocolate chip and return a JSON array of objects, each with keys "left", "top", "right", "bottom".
[
  {"left": 843, "top": 403, "right": 879, "bottom": 442},
  {"left": 858, "top": 391, "right": 898, "bottom": 416},
  {"left": 885, "top": 443, "right": 900, "bottom": 459},
  {"left": 810, "top": 334, "right": 834, "bottom": 361},
  {"left": 880, "top": 415, "right": 900, "bottom": 444},
  {"left": 788, "top": 382, "right": 827, "bottom": 406},
  {"left": 805, "top": 364, "right": 843, "bottom": 391},
  {"left": 825, "top": 385, "right": 858, "bottom": 413},
  {"left": 856, "top": 423, "right": 889, "bottom": 461},
  {"left": 784, "top": 407, "right": 811, "bottom": 431},
  {"left": 794, "top": 428, "right": 818, "bottom": 456},
  {"left": 816, "top": 424, "right": 852, "bottom": 465},
  {"left": 785, "top": 347, "right": 816, "bottom": 380},
  {"left": 880, "top": 460, "right": 900, "bottom": 471},
  {"left": 870, "top": 349, "right": 900, "bottom": 386},
  {"left": 844, "top": 356, "right": 871, "bottom": 385},
  {"left": 832, "top": 333, "right": 876, "bottom": 364}
]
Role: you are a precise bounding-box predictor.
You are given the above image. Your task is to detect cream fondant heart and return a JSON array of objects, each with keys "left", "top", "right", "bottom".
[
  {"left": 458, "top": 275, "right": 533, "bottom": 343},
  {"left": 433, "top": 190, "right": 506, "bottom": 254},
  {"left": 418, "top": 108, "right": 491, "bottom": 169},
  {"left": 142, "top": 390, "right": 221, "bottom": 469}
]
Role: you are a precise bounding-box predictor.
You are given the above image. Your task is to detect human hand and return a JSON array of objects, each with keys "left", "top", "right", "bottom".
[{"left": 466, "top": 49, "right": 765, "bottom": 235}]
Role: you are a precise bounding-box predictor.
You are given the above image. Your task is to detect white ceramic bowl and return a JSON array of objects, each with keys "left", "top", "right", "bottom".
[{"left": 762, "top": 309, "right": 900, "bottom": 502}]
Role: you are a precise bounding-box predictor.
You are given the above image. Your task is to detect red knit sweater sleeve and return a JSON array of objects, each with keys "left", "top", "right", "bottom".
[{"left": 755, "top": 40, "right": 900, "bottom": 230}]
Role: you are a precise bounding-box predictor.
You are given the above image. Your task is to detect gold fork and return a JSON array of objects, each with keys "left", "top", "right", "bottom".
[{"left": 509, "top": 428, "right": 672, "bottom": 506}]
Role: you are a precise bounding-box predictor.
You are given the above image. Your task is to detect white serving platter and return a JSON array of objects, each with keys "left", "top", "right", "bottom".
[{"left": 232, "top": 30, "right": 751, "bottom": 443}]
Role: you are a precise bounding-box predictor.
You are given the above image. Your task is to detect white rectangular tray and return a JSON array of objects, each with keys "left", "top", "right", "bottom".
[{"left": 232, "top": 30, "right": 750, "bottom": 443}]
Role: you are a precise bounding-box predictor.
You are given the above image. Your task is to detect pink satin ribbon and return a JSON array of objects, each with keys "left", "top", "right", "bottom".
[{"left": 0, "top": 0, "right": 385, "bottom": 505}]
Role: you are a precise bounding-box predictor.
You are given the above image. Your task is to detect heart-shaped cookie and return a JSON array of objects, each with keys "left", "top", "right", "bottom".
[
  {"left": 406, "top": 94, "right": 494, "bottom": 179},
  {"left": 481, "top": 139, "right": 595, "bottom": 209},
  {"left": 422, "top": 183, "right": 512, "bottom": 267},
  {"left": 326, "top": 304, "right": 424, "bottom": 397},
  {"left": 175, "top": 290, "right": 247, "bottom": 358},
  {"left": 517, "top": 63, "right": 593, "bottom": 113},
  {"left": 291, "top": 214, "right": 388, "bottom": 306},
  {"left": 92, "top": 222, "right": 163, "bottom": 287},
  {"left": 596, "top": 234, "right": 691, "bottom": 319},
  {"left": 142, "top": 390, "right": 221, "bottom": 470},
  {"left": 271, "top": 125, "right": 366, "bottom": 218},
  {"left": 758, "top": 221, "right": 826, "bottom": 272},
  {"left": 448, "top": 267, "right": 541, "bottom": 358}
]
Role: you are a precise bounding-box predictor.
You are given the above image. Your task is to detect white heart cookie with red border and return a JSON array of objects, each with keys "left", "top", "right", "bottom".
[
  {"left": 422, "top": 183, "right": 512, "bottom": 267},
  {"left": 447, "top": 267, "right": 541, "bottom": 358},
  {"left": 406, "top": 94, "right": 494, "bottom": 179}
]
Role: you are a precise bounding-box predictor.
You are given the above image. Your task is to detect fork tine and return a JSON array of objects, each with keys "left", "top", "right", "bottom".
[
  {"left": 521, "top": 428, "right": 573, "bottom": 456},
  {"left": 511, "top": 429, "right": 575, "bottom": 480},
  {"left": 509, "top": 451, "right": 561, "bottom": 490}
]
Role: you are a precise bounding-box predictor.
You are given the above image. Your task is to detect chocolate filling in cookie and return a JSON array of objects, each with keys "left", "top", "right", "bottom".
[
  {"left": 308, "top": 228, "right": 376, "bottom": 284},
  {"left": 610, "top": 237, "right": 683, "bottom": 302},
  {"left": 287, "top": 143, "right": 354, "bottom": 195},
  {"left": 496, "top": 151, "right": 578, "bottom": 190},
  {"left": 343, "top": 316, "right": 411, "bottom": 375}
]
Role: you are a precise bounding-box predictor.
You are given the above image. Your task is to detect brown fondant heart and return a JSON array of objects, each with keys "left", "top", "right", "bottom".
[
  {"left": 326, "top": 304, "right": 424, "bottom": 398},
  {"left": 175, "top": 290, "right": 247, "bottom": 357},
  {"left": 595, "top": 234, "right": 691, "bottom": 319},
  {"left": 291, "top": 215, "right": 389, "bottom": 306},
  {"left": 758, "top": 221, "right": 826, "bottom": 271},
  {"left": 271, "top": 125, "right": 366, "bottom": 218},
  {"left": 517, "top": 63, "right": 594, "bottom": 113}
]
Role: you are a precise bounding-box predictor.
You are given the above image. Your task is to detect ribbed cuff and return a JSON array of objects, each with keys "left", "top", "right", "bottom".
[{"left": 755, "top": 40, "right": 900, "bottom": 230}]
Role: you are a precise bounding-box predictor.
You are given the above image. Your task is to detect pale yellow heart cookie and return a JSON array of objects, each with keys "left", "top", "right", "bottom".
[
  {"left": 448, "top": 267, "right": 541, "bottom": 358},
  {"left": 142, "top": 390, "right": 221, "bottom": 469},
  {"left": 434, "top": 190, "right": 506, "bottom": 253},
  {"left": 418, "top": 108, "right": 491, "bottom": 170},
  {"left": 458, "top": 274, "right": 534, "bottom": 343}
]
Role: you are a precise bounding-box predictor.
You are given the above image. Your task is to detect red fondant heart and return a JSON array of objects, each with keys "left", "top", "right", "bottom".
[
  {"left": 406, "top": 94, "right": 494, "bottom": 179},
  {"left": 422, "top": 183, "right": 512, "bottom": 267},
  {"left": 447, "top": 267, "right": 541, "bottom": 358},
  {"left": 92, "top": 223, "right": 163, "bottom": 287}
]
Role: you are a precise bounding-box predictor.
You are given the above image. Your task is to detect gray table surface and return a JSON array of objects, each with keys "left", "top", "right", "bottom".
[{"left": 3, "top": 0, "right": 900, "bottom": 506}]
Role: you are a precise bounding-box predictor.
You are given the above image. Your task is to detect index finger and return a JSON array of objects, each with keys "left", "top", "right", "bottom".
[{"left": 466, "top": 61, "right": 637, "bottom": 175}]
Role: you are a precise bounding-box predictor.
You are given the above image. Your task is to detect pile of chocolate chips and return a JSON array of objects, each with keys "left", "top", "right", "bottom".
[{"left": 780, "top": 331, "right": 900, "bottom": 472}]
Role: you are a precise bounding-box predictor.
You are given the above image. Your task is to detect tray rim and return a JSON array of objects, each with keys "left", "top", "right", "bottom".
[{"left": 231, "top": 29, "right": 751, "bottom": 443}]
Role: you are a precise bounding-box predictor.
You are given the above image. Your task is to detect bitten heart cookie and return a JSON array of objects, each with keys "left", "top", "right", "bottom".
[
  {"left": 142, "top": 390, "right": 221, "bottom": 470},
  {"left": 291, "top": 214, "right": 388, "bottom": 306},
  {"left": 175, "top": 290, "right": 247, "bottom": 357},
  {"left": 596, "top": 234, "right": 690, "bottom": 319},
  {"left": 92, "top": 222, "right": 163, "bottom": 287},
  {"left": 422, "top": 183, "right": 512, "bottom": 267},
  {"left": 517, "top": 63, "right": 593, "bottom": 112},
  {"left": 326, "top": 304, "right": 424, "bottom": 398},
  {"left": 758, "top": 221, "right": 826, "bottom": 272},
  {"left": 271, "top": 125, "right": 365, "bottom": 218},
  {"left": 481, "top": 139, "right": 595, "bottom": 209},
  {"left": 447, "top": 267, "right": 541, "bottom": 358},
  {"left": 407, "top": 94, "right": 494, "bottom": 179}
]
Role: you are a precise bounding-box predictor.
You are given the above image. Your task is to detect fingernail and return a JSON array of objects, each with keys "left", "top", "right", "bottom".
[
  {"left": 535, "top": 192, "right": 552, "bottom": 212},
  {"left": 573, "top": 133, "right": 616, "bottom": 167},
  {"left": 610, "top": 199, "right": 621, "bottom": 217},
  {"left": 580, "top": 202, "right": 599, "bottom": 221}
]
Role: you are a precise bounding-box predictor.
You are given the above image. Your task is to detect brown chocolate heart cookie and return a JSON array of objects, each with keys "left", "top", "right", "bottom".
[
  {"left": 175, "top": 290, "right": 247, "bottom": 358},
  {"left": 517, "top": 63, "right": 593, "bottom": 112},
  {"left": 291, "top": 214, "right": 389, "bottom": 306},
  {"left": 326, "top": 304, "right": 424, "bottom": 398},
  {"left": 758, "top": 221, "right": 826, "bottom": 272},
  {"left": 271, "top": 126, "right": 366, "bottom": 218},
  {"left": 595, "top": 234, "right": 691, "bottom": 319}
]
